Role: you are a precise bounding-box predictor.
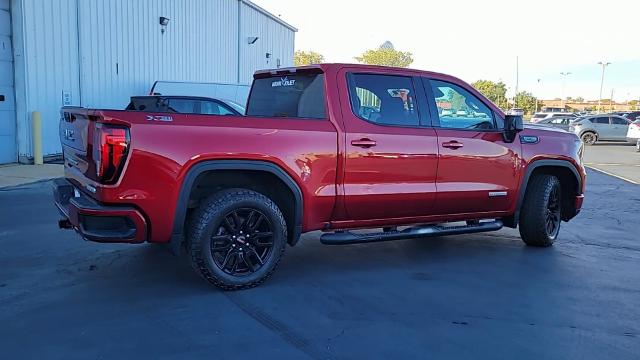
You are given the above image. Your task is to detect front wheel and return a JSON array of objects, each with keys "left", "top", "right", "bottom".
[
  {"left": 188, "top": 189, "right": 287, "bottom": 290},
  {"left": 519, "top": 175, "right": 562, "bottom": 247}
]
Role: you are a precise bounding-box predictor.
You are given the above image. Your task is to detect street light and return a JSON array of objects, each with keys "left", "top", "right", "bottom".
[
  {"left": 597, "top": 61, "right": 611, "bottom": 112},
  {"left": 560, "top": 72, "right": 572, "bottom": 110}
]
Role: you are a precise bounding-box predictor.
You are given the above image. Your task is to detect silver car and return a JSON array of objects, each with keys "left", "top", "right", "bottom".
[
  {"left": 536, "top": 115, "right": 575, "bottom": 131},
  {"left": 569, "top": 115, "right": 631, "bottom": 145}
]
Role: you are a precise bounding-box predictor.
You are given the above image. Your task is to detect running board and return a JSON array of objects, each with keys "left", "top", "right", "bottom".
[{"left": 320, "top": 220, "right": 503, "bottom": 245}]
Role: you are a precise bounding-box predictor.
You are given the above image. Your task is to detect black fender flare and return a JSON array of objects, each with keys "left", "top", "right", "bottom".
[
  {"left": 506, "top": 159, "right": 582, "bottom": 228},
  {"left": 169, "top": 160, "right": 303, "bottom": 254}
]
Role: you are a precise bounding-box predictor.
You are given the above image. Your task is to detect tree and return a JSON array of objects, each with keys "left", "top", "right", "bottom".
[
  {"left": 471, "top": 80, "right": 508, "bottom": 110},
  {"left": 294, "top": 50, "right": 324, "bottom": 66},
  {"left": 514, "top": 91, "right": 538, "bottom": 114},
  {"left": 575, "top": 96, "right": 585, "bottom": 103},
  {"left": 354, "top": 42, "right": 413, "bottom": 68}
]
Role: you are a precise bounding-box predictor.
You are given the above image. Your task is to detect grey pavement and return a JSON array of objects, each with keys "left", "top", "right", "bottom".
[
  {"left": 0, "top": 170, "right": 638, "bottom": 359},
  {"left": 583, "top": 141, "right": 640, "bottom": 184}
]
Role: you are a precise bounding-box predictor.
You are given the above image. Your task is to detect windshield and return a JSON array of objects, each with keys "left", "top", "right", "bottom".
[{"left": 246, "top": 73, "right": 326, "bottom": 119}]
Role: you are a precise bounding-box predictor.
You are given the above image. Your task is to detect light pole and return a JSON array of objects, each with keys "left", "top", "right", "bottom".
[
  {"left": 560, "top": 72, "right": 572, "bottom": 111},
  {"left": 535, "top": 78, "right": 541, "bottom": 113},
  {"left": 597, "top": 61, "right": 611, "bottom": 113}
]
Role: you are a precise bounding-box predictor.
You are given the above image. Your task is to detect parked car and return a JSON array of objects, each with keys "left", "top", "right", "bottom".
[
  {"left": 619, "top": 111, "right": 640, "bottom": 122},
  {"left": 569, "top": 114, "right": 631, "bottom": 145},
  {"left": 126, "top": 96, "right": 245, "bottom": 115},
  {"left": 626, "top": 120, "right": 640, "bottom": 151},
  {"left": 149, "top": 80, "right": 250, "bottom": 106},
  {"left": 54, "top": 63, "right": 586, "bottom": 290},
  {"left": 535, "top": 115, "right": 576, "bottom": 131},
  {"left": 531, "top": 112, "right": 576, "bottom": 123}
]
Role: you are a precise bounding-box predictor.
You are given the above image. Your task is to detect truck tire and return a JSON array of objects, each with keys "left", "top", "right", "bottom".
[
  {"left": 518, "top": 174, "right": 562, "bottom": 247},
  {"left": 187, "top": 189, "right": 287, "bottom": 290}
]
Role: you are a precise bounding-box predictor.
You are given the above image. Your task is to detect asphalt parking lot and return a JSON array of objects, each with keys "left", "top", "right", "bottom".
[
  {"left": 583, "top": 141, "right": 640, "bottom": 184},
  {"left": 1, "top": 169, "right": 638, "bottom": 360}
]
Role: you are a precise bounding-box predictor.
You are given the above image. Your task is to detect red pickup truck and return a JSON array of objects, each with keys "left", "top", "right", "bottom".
[{"left": 54, "top": 64, "right": 586, "bottom": 290}]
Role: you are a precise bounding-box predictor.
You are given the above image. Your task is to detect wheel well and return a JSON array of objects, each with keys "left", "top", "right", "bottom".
[
  {"left": 186, "top": 170, "right": 298, "bottom": 244},
  {"left": 528, "top": 166, "right": 579, "bottom": 221}
]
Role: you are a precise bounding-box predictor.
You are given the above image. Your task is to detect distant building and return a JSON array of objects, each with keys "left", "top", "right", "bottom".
[{"left": 540, "top": 99, "right": 635, "bottom": 112}]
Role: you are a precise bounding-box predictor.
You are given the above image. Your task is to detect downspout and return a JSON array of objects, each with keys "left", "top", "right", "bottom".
[{"left": 236, "top": 0, "right": 241, "bottom": 84}]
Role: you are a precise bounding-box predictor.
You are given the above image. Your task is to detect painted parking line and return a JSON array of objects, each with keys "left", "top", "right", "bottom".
[
  {"left": 585, "top": 163, "right": 640, "bottom": 167},
  {"left": 585, "top": 165, "right": 640, "bottom": 185}
]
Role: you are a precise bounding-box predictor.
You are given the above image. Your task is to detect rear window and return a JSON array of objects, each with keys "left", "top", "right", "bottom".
[{"left": 246, "top": 73, "right": 326, "bottom": 119}]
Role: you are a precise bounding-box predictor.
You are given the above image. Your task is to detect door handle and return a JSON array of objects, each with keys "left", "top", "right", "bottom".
[
  {"left": 351, "top": 138, "right": 377, "bottom": 148},
  {"left": 442, "top": 141, "right": 464, "bottom": 149}
]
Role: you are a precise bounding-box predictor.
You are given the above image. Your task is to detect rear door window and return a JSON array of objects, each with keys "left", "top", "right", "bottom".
[
  {"left": 610, "top": 117, "right": 629, "bottom": 125},
  {"left": 167, "top": 99, "right": 197, "bottom": 114},
  {"left": 347, "top": 74, "right": 419, "bottom": 127},
  {"left": 592, "top": 117, "right": 610, "bottom": 124},
  {"left": 201, "top": 101, "right": 234, "bottom": 115},
  {"left": 246, "top": 73, "right": 326, "bottom": 119}
]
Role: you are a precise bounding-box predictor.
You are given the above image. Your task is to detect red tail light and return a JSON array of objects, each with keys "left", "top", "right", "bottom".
[
  {"left": 92, "top": 123, "right": 130, "bottom": 184},
  {"left": 632, "top": 123, "right": 640, "bottom": 129}
]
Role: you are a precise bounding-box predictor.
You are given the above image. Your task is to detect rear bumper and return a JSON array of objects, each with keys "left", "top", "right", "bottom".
[{"left": 53, "top": 178, "right": 147, "bottom": 243}]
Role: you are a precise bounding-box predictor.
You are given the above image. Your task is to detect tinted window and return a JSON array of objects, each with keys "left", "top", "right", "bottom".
[
  {"left": 592, "top": 117, "right": 610, "bottom": 124},
  {"left": 201, "top": 101, "right": 234, "bottom": 115},
  {"left": 247, "top": 73, "right": 326, "bottom": 119},
  {"left": 611, "top": 117, "right": 629, "bottom": 125},
  {"left": 550, "top": 118, "right": 569, "bottom": 124},
  {"left": 348, "top": 74, "right": 419, "bottom": 126},
  {"left": 430, "top": 80, "right": 494, "bottom": 130},
  {"left": 167, "top": 99, "right": 197, "bottom": 113}
]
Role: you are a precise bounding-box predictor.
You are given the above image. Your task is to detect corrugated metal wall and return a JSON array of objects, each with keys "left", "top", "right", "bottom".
[
  {"left": 13, "top": 0, "right": 81, "bottom": 158},
  {"left": 12, "top": 0, "right": 295, "bottom": 159},
  {"left": 0, "top": 0, "right": 16, "bottom": 163},
  {"left": 239, "top": 2, "right": 294, "bottom": 84}
]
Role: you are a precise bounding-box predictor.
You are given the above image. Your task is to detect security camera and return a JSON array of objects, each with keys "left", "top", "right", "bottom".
[{"left": 159, "top": 17, "right": 170, "bottom": 26}]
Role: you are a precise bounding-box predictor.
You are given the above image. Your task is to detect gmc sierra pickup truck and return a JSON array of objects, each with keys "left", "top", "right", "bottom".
[{"left": 54, "top": 64, "right": 586, "bottom": 290}]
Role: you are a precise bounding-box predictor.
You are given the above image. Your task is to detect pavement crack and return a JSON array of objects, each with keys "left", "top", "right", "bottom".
[{"left": 225, "top": 293, "right": 331, "bottom": 360}]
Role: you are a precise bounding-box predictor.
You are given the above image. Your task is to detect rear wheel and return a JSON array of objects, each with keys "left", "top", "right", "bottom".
[
  {"left": 188, "top": 189, "right": 287, "bottom": 290},
  {"left": 519, "top": 175, "right": 562, "bottom": 247},
  {"left": 580, "top": 132, "right": 597, "bottom": 145}
]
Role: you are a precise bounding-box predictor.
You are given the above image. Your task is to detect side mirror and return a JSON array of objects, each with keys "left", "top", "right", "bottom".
[{"left": 503, "top": 115, "right": 524, "bottom": 143}]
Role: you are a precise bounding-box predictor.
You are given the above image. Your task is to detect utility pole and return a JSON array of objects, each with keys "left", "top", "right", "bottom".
[
  {"left": 610, "top": 88, "right": 614, "bottom": 112},
  {"left": 597, "top": 61, "right": 611, "bottom": 113},
  {"left": 560, "top": 72, "right": 571, "bottom": 111}
]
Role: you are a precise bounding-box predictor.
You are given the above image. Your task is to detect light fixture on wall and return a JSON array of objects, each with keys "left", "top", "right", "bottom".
[
  {"left": 159, "top": 16, "right": 170, "bottom": 34},
  {"left": 247, "top": 37, "right": 259, "bottom": 45}
]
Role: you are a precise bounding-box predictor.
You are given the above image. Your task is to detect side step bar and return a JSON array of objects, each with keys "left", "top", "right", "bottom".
[{"left": 320, "top": 220, "right": 503, "bottom": 245}]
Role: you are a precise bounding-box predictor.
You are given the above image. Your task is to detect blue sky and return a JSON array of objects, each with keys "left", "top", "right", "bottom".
[{"left": 254, "top": 0, "right": 640, "bottom": 102}]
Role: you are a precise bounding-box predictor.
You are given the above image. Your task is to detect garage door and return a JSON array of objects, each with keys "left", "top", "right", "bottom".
[{"left": 0, "top": 3, "right": 16, "bottom": 164}]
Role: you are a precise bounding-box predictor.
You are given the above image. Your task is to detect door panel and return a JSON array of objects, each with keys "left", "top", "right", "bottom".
[
  {"left": 610, "top": 117, "right": 630, "bottom": 140},
  {"left": 339, "top": 70, "right": 439, "bottom": 220},
  {"left": 425, "top": 78, "right": 522, "bottom": 215},
  {"left": 435, "top": 129, "right": 521, "bottom": 214}
]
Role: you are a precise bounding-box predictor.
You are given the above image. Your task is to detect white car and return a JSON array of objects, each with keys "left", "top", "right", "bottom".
[
  {"left": 531, "top": 112, "right": 576, "bottom": 123},
  {"left": 626, "top": 120, "right": 640, "bottom": 152}
]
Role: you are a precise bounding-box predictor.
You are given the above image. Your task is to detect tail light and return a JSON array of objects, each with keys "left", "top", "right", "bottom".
[
  {"left": 92, "top": 123, "right": 130, "bottom": 184},
  {"left": 632, "top": 122, "right": 640, "bottom": 129}
]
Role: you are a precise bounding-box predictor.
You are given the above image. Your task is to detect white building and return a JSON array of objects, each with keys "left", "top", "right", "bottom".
[{"left": 0, "top": 0, "right": 296, "bottom": 164}]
